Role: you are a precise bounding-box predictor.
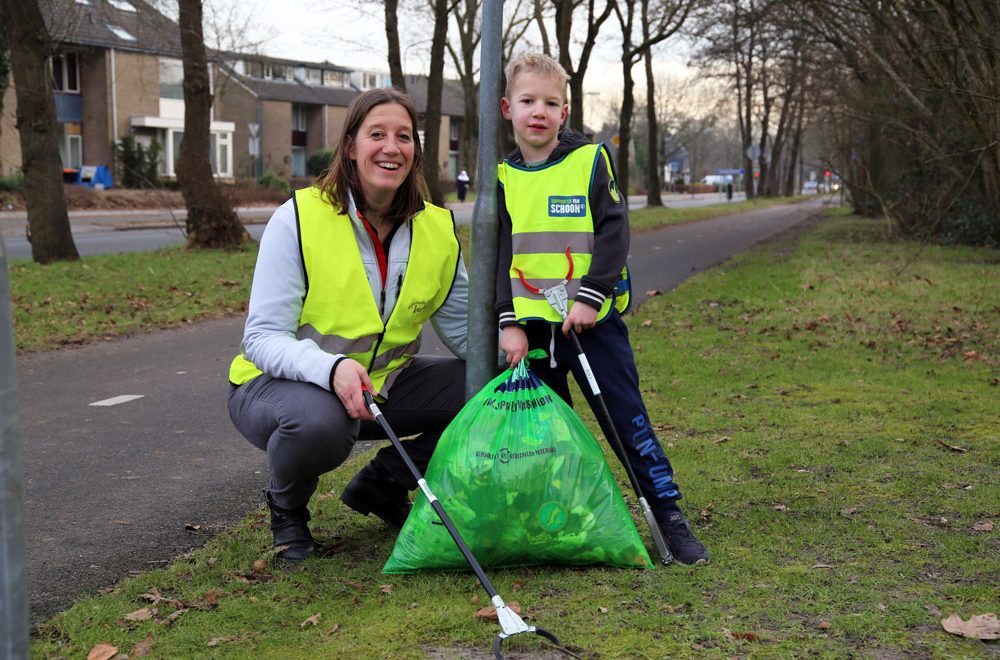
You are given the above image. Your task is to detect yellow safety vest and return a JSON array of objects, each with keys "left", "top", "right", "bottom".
[
  {"left": 228, "top": 186, "right": 460, "bottom": 395},
  {"left": 499, "top": 144, "right": 630, "bottom": 324}
]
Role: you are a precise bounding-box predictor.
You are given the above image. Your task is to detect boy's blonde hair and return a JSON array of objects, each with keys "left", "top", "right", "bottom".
[{"left": 504, "top": 53, "right": 569, "bottom": 102}]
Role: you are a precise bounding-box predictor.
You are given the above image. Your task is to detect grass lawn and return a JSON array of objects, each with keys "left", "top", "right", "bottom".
[{"left": 26, "top": 209, "right": 998, "bottom": 658}]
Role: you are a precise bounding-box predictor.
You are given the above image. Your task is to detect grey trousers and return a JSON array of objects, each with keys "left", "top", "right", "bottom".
[{"left": 227, "top": 356, "right": 467, "bottom": 510}]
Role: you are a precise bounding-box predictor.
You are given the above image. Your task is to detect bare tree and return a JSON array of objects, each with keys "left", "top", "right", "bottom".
[
  {"left": 420, "top": 0, "right": 451, "bottom": 206},
  {"left": 386, "top": 0, "right": 407, "bottom": 90},
  {"left": 548, "top": 0, "right": 613, "bottom": 133},
  {"left": 446, "top": 0, "right": 481, "bottom": 185},
  {"left": 176, "top": 0, "right": 248, "bottom": 248},
  {"left": 613, "top": 0, "right": 695, "bottom": 196},
  {"left": 0, "top": 0, "right": 78, "bottom": 263},
  {"left": 0, "top": 31, "right": 8, "bottom": 150}
]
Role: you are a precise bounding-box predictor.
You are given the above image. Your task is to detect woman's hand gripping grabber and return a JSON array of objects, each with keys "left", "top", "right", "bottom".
[
  {"left": 515, "top": 249, "right": 675, "bottom": 567},
  {"left": 361, "top": 388, "right": 567, "bottom": 659}
]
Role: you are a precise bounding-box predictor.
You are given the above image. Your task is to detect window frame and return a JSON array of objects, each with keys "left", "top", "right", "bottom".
[{"left": 51, "top": 53, "right": 80, "bottom": 94}]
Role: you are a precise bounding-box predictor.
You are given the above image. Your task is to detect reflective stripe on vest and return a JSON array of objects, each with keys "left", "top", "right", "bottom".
[
  {"left": 229, "top": 186, "right": 460, "bottom": 394},
  {"left": 499, "top": 144, "right": 630, "bottom": 323}
]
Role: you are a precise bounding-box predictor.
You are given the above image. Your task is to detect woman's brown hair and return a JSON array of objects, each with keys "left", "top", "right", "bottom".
[{"left": 315, "top": 88, "right": 429, "bottom": 227}]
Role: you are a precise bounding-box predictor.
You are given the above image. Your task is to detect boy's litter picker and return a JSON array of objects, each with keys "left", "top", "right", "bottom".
[
  {"left": 361, "top": 388, "right": 565, "bottom": 660},
  {"left": 515, "top": 248, "right": 674, "bottom": 566}
]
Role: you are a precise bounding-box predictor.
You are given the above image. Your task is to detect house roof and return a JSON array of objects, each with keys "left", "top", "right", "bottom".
[
  {"left": 43, "top": 0, "right": 184, "bottom": 58},
  {"left": 237, "top": 76, "right": 361, "bottom": 107},
  {"left": 404, "top": 75, "right": 467, "bottom": 118}
]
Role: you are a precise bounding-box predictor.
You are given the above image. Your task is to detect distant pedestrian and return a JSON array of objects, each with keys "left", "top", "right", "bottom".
[
  {"left": 726, "top": 181, "right": 733, "bottom": 201},
  {"left": 456, "top": 169, "right": 470, "bottom": 202}
]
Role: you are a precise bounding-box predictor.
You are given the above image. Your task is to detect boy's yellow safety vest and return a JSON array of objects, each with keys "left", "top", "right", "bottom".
[
  {"left": 499, "top": 144, "right": 630, "bottom": 324},
  {"left": 228, "top": 186, "right": 460, "bottom": 395}
]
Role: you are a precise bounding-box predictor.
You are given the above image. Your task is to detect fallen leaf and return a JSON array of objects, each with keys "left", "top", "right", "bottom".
[
  {"left": 251, "top": 559, "right": 268, "bottom": 574},
  {"left": 184, "top": 523, "right": 202, "bottom": 532},
  {"left": 817, "top": 621, "right": 831, "bottom": 630},
  {"left": 713, "top": 436, "right": 731, "bottom": 445},
  {"left": 941, "top": 613, "right": 1000, "bottom": 640},
  {"left": 87, "top": 643, "right": 118, "bottom": 660},
  {"left": 200, "top": 590, "right": 220, "bottom": 609},
  {"left": 380, "top": 584, "right": 393, "bottom": 594},
  {"left": 877, "top": 603, "right": 887, "bottom": 611},
  {"left": 972, "top": 521, "right": 994, "bottom": 532},
  {"left": 206, "top": 636, "right": 240, "bottom": 647},
  {"left": 840, "top": 507, "right": 858, "bottom": 516},
  {"left": 130, "top": 634, "right": 154, "bottom": 657},
  {"left": 773, "top": 504, "right": 787, "bottom": 511},
  {"left": 512, "top": 580, "right": 524, "bottom": 591},
  {"left": 811, "top": 563, "right": 835, "bottom": 569},
  {"left": 936, "top": 439, "right": 968, "bottom": 453},
  {"left": 474, "top": 602, "right": 521, "bottom": 621},
  {"left": 641, "top": 319, "right": 653, "bottom": 327},
  {"left": 645, "top": 289, "right": 661, "bottom": 297},
  {"left": 729, "top": 630, "right": 761, "bottom": 641},
  {"left": 300, "top": 613, "right": 322, "bottom": 628},
  {"left": 963, "top": 350, "right": 986, "bottom": 362},
  {"left": 346, "top": 580, "right": 364, "bottom": 590},
  {"left": 598, "top": 607, "right": 608, "bottom": 614},
  {"left": 324, "top": 623, "right": 340, "bottom": 636},
  {"left": 123, "top": 607, "right": 155, "bottom": 622}
]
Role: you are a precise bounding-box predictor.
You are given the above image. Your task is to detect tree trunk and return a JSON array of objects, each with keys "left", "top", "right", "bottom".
[
  {"left": 421, "top": 0, "right": 449, "bottom": 206},
  {"left": 617, "top": 54, "right": 635, "bottom": 197},
  {"left": 643, "top": 38, "right": 662, "bottom": 205},
  {"left": 1, "top": 0, "right": 78, "bottom": 263},
  {"left": 176, "top": 0, "right": 247, "bottom": 249},
  {"left": 385, "top": 0, "right": 406, "bottom": 91},
  {"left": 0, "top": 32, "right": 9, "bottom": 147}
]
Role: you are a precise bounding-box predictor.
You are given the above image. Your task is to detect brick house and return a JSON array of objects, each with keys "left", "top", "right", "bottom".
[
  {"left": 215, "top": 55, "right": 467, "bottom": 181},
  {"left": 0, "top": 0, "right": 468, "bottom": 185}
]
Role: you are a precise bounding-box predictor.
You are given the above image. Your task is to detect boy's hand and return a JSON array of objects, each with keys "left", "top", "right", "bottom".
[
  {"left": 562, "top": 303, "right": 598, "bottom": 336},
  {"left": 500, "top": 326, "right": 529, "bottom": 366}
]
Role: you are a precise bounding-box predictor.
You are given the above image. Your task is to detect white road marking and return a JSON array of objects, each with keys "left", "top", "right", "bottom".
[{"left": 89, "top": 394, "right": 145, "bottom": 407}]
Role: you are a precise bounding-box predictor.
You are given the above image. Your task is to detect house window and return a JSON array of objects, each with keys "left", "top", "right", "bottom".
[
  {"left": 323, "top": 70, "right": 347, "bottom": 87},
  {"left": 291, "top": 104, "right": 307, "bottom": 132},
  {"left": 210, "top": 132, "right": 232, "bottom": 177},
  {"left": 304, "top": 68, "right": 322, "bottom": 85},
  {"left": 51, "top": 53, "right": 80, "bottom": 93},
  {"left": 107, "top": 25, "right": 136, "bottom": 41},
  {"left": 265, "top": 64, "right": 292, "bottom": 81},
  {"left": 244, "top": 60, "right": 263, "bottom": 78},
  {"left": 59, "top": 123, "right": 83, "bottom": 170},
  {"left": 159, "top": 58, "right": 184, "bottom": 100},
  {"left": 291, "top": 147, "right": 306, "bottom": 177}
]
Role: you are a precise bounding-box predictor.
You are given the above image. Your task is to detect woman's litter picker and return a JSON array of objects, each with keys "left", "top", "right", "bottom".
[
  {"left": 515, "top": 248, "right": 674, "bottom": 566},
  {"left": 362, "top": 388, "right": 564, "bottom": 659}
]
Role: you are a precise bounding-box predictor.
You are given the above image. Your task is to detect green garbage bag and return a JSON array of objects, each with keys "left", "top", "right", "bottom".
[{"left": 383, "top": 351, "right": 653, "bottom": 573}]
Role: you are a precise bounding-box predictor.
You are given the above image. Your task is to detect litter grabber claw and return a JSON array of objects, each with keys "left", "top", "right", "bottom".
[
  {"left": 516, "top": 250, "right": 675, "bottom": 567},
  {"left": 362, "top": 388, "right": 567, "bottom": 659}
]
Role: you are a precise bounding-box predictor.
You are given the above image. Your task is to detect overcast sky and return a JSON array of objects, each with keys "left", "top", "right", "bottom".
[{"left": 206, "top": 0, "right": 694, "bottom": 124}]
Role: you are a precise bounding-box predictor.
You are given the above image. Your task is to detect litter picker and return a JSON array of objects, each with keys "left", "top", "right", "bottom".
[
  {"left": 515, "top": 247, "right": 674, "bottom": 566},
  {"left": 362, "top": 388, "right": 566, "bottom": 659}
]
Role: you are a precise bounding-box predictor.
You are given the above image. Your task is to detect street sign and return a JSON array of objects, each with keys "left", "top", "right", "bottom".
[
  {"left": 717, "top": 168, "right": 744, "bottom": 175},
  {"left": 248, "top": 122, "right": 260, "bottom": 138},
  {"left": 746, "top": 144, "right": 761, "bottom": 160}
]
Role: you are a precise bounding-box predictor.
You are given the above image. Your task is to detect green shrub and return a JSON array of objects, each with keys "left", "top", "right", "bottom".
[
  {"left": 258, "top": 170, "right": 290, "bottom": 196},
  {"left": 0, "top": 171, "right": 24, "bottom": 192},
  {"left": 116, "top": 136, "right": 161, "bottom": 188},
  {"left": 307, "top": 149, "right": 334, "bottom": 176}
]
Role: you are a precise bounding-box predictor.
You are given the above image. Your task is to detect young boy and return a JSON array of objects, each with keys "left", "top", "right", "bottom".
[{"left": 495, "top": 53, "right": 709, "bottom": 565}]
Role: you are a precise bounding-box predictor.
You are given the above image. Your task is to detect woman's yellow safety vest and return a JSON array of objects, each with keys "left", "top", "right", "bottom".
[
  {"left": 228, "top": 186, "right": 460, "bottom": 395},
  {"left": 499, "top": 143, "right": 630, "bottom": 324}
]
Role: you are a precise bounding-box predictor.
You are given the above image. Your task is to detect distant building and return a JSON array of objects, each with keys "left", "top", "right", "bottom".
[{"left": 0, "top": 0, "right": 468, "bottom": 184}]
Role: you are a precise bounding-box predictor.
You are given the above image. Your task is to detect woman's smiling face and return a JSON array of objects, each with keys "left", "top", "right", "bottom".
[{"left": 349, "top": 103, "right": 415, "bottom": 207}]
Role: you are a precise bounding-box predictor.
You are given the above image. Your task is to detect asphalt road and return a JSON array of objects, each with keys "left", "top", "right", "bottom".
[
  {"left": 0, "top": 192, "right": 749, "bottom": 259},
  {"left": 13, "top": 196, "right": 829, "bottom": 625}
]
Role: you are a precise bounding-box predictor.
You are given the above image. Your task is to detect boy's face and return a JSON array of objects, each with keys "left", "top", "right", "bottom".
[{"left": 501, "top": 71, "right": 569, "bottom": 163}]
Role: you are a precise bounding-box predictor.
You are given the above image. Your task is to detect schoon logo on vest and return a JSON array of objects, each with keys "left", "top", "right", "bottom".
[{"left": 548, "top": 195, "right": 586, "bottom": 217}]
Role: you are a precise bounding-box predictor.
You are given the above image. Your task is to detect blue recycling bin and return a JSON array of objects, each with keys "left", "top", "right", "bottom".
[{"left": 76, "top": 165, "right": 113, "bottom": 189}]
